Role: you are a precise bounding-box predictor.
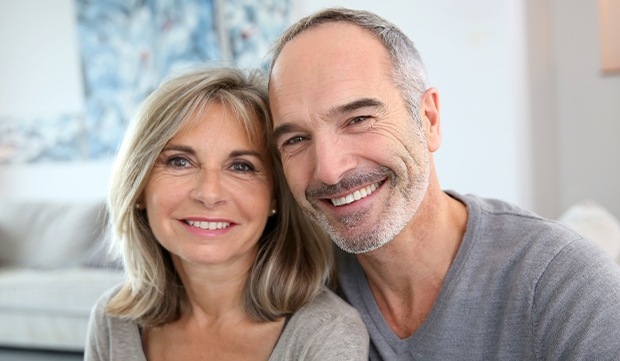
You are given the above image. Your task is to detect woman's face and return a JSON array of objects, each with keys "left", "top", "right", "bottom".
[{"left": 143, "top": 102, "right": 274, "bottom": 270}]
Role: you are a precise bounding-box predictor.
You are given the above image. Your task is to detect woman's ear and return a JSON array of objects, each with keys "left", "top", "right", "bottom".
[
  {"left": 420, "top": 87, "right": 441, "bottom": 153},
  {"left": 135, "top": 193, "right": 146, "bottom": 210},
  {"left": 269, "top": 199, "right": 277, "bottom": 216}
]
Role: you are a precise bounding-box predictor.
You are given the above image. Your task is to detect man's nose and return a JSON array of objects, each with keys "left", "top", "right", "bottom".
[{"left": 313, "top": 136, "right": 357, "bottom": 185}]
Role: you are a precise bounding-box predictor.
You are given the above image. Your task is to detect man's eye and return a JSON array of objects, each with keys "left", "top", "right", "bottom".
[
  {"left": 284, "top": 135, "right": 306, "bottom": 146},
  {"left": 349, "top": 116, "right": 369, "bottom": 125}
]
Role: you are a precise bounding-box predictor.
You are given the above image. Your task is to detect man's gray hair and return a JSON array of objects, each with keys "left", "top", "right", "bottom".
[{"left": 269, "top": 7, "right": 429, "bottom": 126}]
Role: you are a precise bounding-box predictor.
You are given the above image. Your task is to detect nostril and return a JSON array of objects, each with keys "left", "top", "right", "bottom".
[
  {"left": 189, "top": 172, "right": 227, "bottom": 207},
  {"left": 314, "top": 151, "right": 357, "bottom": 186}
]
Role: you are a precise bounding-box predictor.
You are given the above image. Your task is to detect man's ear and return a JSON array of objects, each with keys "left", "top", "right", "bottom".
[{"left": 420, "top": 87, "right": 441, "bottom": 152}]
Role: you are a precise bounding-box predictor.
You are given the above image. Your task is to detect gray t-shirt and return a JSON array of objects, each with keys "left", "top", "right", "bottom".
[
  {"left": 337, "top": 191, "right": 620, "bottom": 360},
  {"left": 84, "top": 286, "right": 368, "bottom": 360}
]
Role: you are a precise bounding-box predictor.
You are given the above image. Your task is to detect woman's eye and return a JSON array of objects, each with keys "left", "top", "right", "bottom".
[
  {"left": 231, "top": 161, "right": 256, "bottom": 173},
  {"left": 166, "top": 156, "right": 191, "bottom": 168}
]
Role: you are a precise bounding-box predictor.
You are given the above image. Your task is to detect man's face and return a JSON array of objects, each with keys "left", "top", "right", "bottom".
[{"left": 269, "top": 23, "right": 431, "bottom": 253}]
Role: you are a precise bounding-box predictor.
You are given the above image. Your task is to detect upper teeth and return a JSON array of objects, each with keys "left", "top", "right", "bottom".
[
  {"left": 331, "top": 182, "right": 379, "bottom": 206},
  {"left": 186, "top": 220, "right": 230, "bottom": 230}
]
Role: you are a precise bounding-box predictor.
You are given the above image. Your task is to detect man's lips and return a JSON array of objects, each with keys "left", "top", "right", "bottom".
[{"left": 328, "top": 181, "right": 382, "bottom": 207}]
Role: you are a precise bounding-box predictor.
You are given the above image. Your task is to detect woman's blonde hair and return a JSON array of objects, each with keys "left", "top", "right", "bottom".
[{"left": 106, "top": 67, "right": 333, "bottom": 326}]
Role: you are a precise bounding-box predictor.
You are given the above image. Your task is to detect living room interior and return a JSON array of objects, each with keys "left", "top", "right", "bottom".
[{"left": 1, "top": 0, "right": 619, "bottom": 359}]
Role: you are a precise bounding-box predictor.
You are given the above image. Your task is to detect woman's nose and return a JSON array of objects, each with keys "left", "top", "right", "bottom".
[{"left": 189, "top": 169, "right": 226, "bottom": 207}]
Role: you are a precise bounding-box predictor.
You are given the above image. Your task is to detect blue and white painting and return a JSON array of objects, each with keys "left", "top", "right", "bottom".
[
  {"left": 76, "top": 0, "right": 221, "bottom": 158},
  {"left": 0, "top": 0, "right": 291, "bottom": 163},
  {"left": 222, "top": 0, "right": 292, "bottom": 70},
  {"left": 0, "top": 114, "right": 84, "bottom": 163}
]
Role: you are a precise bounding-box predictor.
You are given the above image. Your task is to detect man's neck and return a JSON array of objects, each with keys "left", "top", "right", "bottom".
[{"left": 357, "top": 189, "right": 468, "bottom": 338}]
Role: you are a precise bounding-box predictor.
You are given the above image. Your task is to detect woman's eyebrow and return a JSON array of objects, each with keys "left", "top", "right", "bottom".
[
  {"left": 161, "top": 144, "right": 195, "bottom": 154},
  {"left": 229, "top": 150, "right": 263, "bottom": 159},
  {"left": 163, "top": 145, "right": 262, "bottom": 160}
]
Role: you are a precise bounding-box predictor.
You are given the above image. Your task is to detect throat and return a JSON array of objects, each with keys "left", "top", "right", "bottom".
[
  {"left": 363, "top": 255, "right": 445, "bottom": 339},
  {"left": 370, "top": 281, "right": 441, "bottom": 339}
]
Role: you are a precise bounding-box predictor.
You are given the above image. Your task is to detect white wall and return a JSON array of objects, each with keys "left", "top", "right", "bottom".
[
  {"left": 551, "top": 0, "right": 620, "bottom": 219},
  {"left": 0, "top": 0, "right": 112, "bottom": 201},
  {"left": 524, "top": 0, "right": 620, "bottom": 219},
  {"left": 0, "top": 0, "right": 83, "bottom": 117}
]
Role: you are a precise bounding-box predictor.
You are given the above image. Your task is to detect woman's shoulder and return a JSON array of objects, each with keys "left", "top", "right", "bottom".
[
  {"left": 92, "top": 283, "right": 123, "bottom": 313},
  {"left": 298, "top": 286, "right": 361, "bottom": 320},
  {"left": 85, "top": 283, "right": 145, "bottom": 361},
  {"left": 89, "top": 283, "right": 138, "bottom": 336},
  {"left": 272, "top": 286, "right": 368, "bottom": 360}
]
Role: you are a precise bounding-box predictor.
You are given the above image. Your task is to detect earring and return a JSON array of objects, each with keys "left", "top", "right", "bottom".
[
  {"left": 135, "top": 203, "right": 143, "bottom": 210},
  {"left": 270, "top": 208, "right": 277, "bottom": 215}
]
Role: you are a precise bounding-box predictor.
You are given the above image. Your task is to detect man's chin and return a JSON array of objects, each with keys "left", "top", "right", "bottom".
[{"left": 330, "top": 231, "right": 391, "bottom": 254}]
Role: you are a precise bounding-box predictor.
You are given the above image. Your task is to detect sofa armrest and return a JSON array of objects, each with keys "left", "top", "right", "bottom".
[{"left": 0, "top": 199, "right": 111, "bottom": 268}]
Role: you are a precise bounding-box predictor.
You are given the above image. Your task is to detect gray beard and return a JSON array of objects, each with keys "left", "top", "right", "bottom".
[
  {"left": 302, "top": 116, "right": 431, "bottom": 254},
  {"left": 313, "top": 164, "right": 429, "bottom": 254},
  {"left": 325, "top": 211, "right": 404, "bottom": 254}
]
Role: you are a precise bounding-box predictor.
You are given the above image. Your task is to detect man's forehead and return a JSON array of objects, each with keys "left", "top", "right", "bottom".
[
  {"left": 271, "top": 22, "right": 384, "bottom": 75},
  {"left": 269, "top": 22, "right": 396, "bottom": 127}
]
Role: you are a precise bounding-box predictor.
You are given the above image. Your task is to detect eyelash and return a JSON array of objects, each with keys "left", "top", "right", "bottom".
[
  {"left": 280, "top": 115, "right": 370, "bottom": 148},
  {"left": 165, "top": 155, "right": 192, "bottom": 168},
  {"left": 230, "top": 161, "right": 256, "bottom": 173},
  {"left": 284, "top": 135, "right": 307, "bottom": 146},
  {"left": 349, "top": 115, "right": 369, "bottom": 125}
]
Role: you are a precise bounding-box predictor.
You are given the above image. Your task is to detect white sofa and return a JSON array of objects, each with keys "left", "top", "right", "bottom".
[
  {"left": 0, "top": 199, "right": 125, "bottom": 352},
  {"left": 0, "top": 198, "right": 617, "bottom": 352},
  {"left": 558, "top": 200, "right": 620, "bottom": 264}
]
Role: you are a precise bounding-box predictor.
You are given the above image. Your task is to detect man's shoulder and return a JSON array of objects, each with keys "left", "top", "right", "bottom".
[
  {"left": 451, "top": 190, "right": 580, "bottom": 243},
  {"left": 448, "top": 190, "right": 539, "bottom": 219}
]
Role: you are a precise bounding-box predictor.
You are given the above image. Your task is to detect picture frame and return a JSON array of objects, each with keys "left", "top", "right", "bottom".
[{"left": 599, "top": 0, "right": 620, "bottom": 74}]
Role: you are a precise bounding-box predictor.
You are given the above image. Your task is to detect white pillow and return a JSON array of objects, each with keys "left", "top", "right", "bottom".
[
  {"left": 558, "top": 200, "right": 620, "bottom": 263},
  {"left": 0, "top": 199, "right": 108, "bottom": 268}
]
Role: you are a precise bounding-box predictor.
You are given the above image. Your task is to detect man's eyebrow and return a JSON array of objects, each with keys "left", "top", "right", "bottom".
[
  {"left": 272, "top": 98, "right": 384, "bottom": 141},
  {"left": 327, "top": 97, "right": 384, "bottom": 117},
  {"left": 272, "top": 122, "right": 298, "bottom": 141}
]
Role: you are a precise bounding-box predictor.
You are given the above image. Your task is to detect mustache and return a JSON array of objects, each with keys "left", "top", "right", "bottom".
[{"left": 306, "top": 166, "right": 393, "bottom": 199}]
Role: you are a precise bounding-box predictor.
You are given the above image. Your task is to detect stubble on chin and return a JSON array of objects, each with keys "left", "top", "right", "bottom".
[{"left": 307, "top": 184, "right": 406, "bottom": 254}]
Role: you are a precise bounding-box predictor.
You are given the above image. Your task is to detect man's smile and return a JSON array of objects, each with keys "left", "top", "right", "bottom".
[{"left": 330, "top": 181, "right": 382, "bottom": 206}]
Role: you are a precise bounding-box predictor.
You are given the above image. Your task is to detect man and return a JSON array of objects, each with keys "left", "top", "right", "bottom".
[{"left": 268, "top": 7, "right": 620, "bottom": 360}]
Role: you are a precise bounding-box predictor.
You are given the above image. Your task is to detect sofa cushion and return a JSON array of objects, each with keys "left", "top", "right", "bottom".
[
  {"left": 559, "top": 200, "right": 620, "bottom": 263},
  {"left": 0, "top": 199, "right": 109, "bottom": 268},
  {"left": 0, "top": 266, "right": 126, "bottom": 351}
]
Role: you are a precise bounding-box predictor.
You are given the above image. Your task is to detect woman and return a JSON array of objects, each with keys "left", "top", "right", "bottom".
[{"left": 84, "top": 67, "right": 368, "bottom": 360}]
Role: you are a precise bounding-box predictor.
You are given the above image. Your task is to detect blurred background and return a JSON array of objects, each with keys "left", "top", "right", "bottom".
[
  {"left": 1, "top": 1, "right": 619, "bottom": 357},
  {"left": 1, "top": 0, "right": 619, "bottom": 220}
]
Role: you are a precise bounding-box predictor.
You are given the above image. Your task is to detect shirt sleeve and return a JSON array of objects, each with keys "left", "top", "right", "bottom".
[
  {"left": 83, "top": 293, "right": 111, "bottom": 361},
  {"left": 302, "top": 310, "right": 369, "bottom": 360},
  {"left": 533, "top": 237, "right": 620, "bottom": 360}
]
